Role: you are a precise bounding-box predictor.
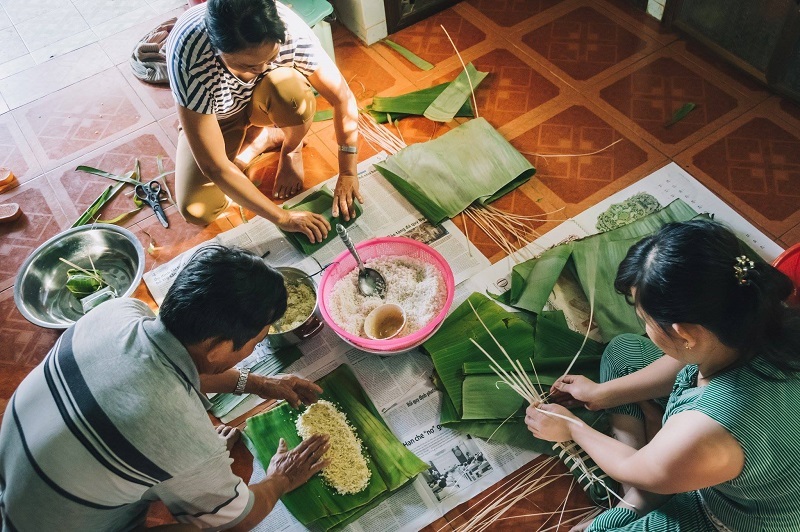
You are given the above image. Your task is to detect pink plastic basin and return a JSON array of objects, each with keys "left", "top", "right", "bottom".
[{"left": 318, "top": 237, "right": 455, "bottom": 355}]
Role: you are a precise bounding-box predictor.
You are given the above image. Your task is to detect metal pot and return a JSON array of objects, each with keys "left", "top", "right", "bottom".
[{"left": 266, "top": 266, "right": 324, "bottom": 348}]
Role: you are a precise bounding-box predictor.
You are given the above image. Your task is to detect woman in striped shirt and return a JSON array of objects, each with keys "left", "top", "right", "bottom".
[
  {"left": 526, "top": 220, "right": 800, "bottom": 531},
  {"left": 167, "top": 0, "right": 362, "bottom": 243}
]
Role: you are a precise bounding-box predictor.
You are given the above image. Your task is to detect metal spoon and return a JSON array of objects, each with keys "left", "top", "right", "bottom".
[{"left": 336, "top": 224, "right": 386, "bottom": 298}]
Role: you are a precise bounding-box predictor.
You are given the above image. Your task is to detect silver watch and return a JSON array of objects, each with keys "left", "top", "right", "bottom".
[{"left": 233, "top": 368, "right": 250, "bottom": 395}]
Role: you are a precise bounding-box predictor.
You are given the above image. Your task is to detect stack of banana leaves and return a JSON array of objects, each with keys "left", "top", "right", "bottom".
[
  {"left": 493, "top": 199, "right": 701, "bottom": 342},
  {"left": 374, "top": 117, "right": 536, "bottom": 225},
  {"left": 243, "top": 364, "right": 427, "bottom": 530},
  {"left": 422, "top": 293, "right": 607, "bottom": 455}
]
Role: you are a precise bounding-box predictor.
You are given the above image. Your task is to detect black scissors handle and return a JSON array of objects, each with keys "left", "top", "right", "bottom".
[{"left": 135, "top": 181, "right": 169, "bottom": 228}]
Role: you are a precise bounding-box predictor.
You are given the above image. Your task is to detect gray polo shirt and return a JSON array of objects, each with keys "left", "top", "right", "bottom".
[{"left": 0, "top": 298, "right": 254, "bottom": 531}]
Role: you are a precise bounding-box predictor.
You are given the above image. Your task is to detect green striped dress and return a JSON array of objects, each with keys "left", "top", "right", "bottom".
[{"left": 589, "top": 337, "right": 800, "bottom": 531}]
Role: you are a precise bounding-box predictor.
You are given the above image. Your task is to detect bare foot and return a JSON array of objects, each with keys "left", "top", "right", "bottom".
[
  {"left": 215, "top": 424, "right": 241, "bottom": 453},
  {"left": 273, "top": 151, "right": 304, "bottom": 199}
]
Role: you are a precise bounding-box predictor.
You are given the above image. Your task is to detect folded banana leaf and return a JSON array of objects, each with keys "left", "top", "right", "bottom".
[
  {"left": 208, "top": 346, "right": 303, "bottom": 418},
  {"left": 461, "top": 312, "right": 604, "bottom": 421},
  {"left": 281, "top": 185, "right": 361, "bottom": 255},
  {"left": 423, "top": 293, "right": 536, "bottom": 419},
  {"left": 374, "top": 118, "right": 536, "bottom": 224},
  {"left": 494, "top": 199, "right": 700, "bottom": 342},
  {"left": 244, "top": 364, "right": 427, "bottom": 530},
  {"left": 423, "top": 63, "right": 488, "bottom": 123},
  {"left": 367, "top": 82, "right": 475, "bottom": 124}
]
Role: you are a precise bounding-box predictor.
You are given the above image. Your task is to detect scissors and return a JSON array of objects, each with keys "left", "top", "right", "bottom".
[{"left": 135, "top": 181, "right": 169, "bottom": 228}]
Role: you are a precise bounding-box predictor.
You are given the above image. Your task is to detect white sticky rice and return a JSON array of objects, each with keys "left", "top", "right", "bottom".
[{"left": 327, "top": 255, "right": 446, "bottom": 338}]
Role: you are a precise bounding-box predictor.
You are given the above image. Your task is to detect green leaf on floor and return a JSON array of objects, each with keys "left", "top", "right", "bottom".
[
  {"left": 665, "top": 102, "right": 696, "bottom": 128},
  {"left": 381, "top": 39, "right": 434, "bottom": 71}
]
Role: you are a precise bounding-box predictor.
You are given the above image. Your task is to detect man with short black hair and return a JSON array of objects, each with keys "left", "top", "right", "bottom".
[{"left": 0, "top": 245, "right": 328, "bottom": 531}]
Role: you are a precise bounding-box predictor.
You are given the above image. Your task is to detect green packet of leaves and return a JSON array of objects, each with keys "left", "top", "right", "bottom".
[{"left": 281, "top": 184, "right": 362, "bottom": 255}]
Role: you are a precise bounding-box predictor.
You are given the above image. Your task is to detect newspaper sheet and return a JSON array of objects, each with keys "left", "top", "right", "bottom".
[
  {"left": 143, "top": 153, "right": 489, "bottom": 305},
  {"left": 247, "top": 353, "right": 539, "bottom": 532},
  {"left": 152, "top": 159, "right": 785, "bottom": 531}
]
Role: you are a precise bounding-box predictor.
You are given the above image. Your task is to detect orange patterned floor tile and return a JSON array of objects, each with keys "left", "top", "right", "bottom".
[
  {"left": 511, "top": 104, "right": 651, "bottom": 205},
  {"left": 46, "top": 123, "right": 176, "bottom": 230},
  {"left": 0, "top": 177, "right": 71, "bottom": 292},
  {"left": 464, "top": 0, "right": 562, "bottom": 29},
  {"left": 12, "top": 67, "right": 154, "bottom": 172},
  {"left": 521, "top": 5, "right": 649, "bottom": 82}
]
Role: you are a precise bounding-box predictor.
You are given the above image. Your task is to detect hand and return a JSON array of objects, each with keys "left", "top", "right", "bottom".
[
  {"left": 549, "top": 375, "right": 605, "bottom": 410},
  {"left": 277, "top": 210, "right": 331, "bottom": 243},
  {"left": 331, "top": 174, "right": 364, "bottom": 221},
  {"left": 525, "top": 403, "right": 578, "bottom": 443},
  {"left": 256, "top": 374, "right": 322, "bottom": 408},
  {"left": 267, "top": 435, "right": 329, "bottom": 494}
]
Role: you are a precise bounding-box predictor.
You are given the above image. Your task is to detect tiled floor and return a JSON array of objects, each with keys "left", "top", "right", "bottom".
[{"left": 1, "top": 0, "right": 800, "bottom": 529}]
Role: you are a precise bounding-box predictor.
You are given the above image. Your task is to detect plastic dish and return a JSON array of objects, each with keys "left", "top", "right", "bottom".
[{"left": 318, "top": 237, "right": 455, "bottom": 355}]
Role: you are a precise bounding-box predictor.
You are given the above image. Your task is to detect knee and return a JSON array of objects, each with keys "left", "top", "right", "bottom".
[
  {"left": 251, "top": 67, "right": 316, "bottom": 127},
  {"left": 600, "top": 334, "right": 644, "bottom": 383},
  {"left": 176, "top": 193, "right": 227, "bottom": 226}
]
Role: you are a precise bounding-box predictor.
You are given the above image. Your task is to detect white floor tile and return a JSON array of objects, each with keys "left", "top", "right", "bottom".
[
  {"left": 148, "top": 0, "right": 188, "bottom": 17},
  {"left": 0, "top": 26, "right": 28, "bottom": 64},
  {"left": 0, "top": 6, "right": 12, "bottom": 30},
  {"left": 92, "top": 5, "right": 159, "bottom": 40},
  {"left": 98, "top": 6, "right": 185, "bottom": 65},
  {"left": 15, "top": 4, "right": 90, "bottom": 52},
  {"left": 0, "top": 93, "right": 8, "bottom": 114},
  {"left": 0, "top": 0, "right": 64, "bottom": 25},
  {"left": 30, "top": 30, "right": 98, "bottom": 64},
  {"left": 74, "top": 0, "right": 148, "bottom": 28},
  {"left": 0, "top": 44, "right": 113, "bottom": 108},
  {"left": 0, "top": 53, "right": 34, "bottom": 80}
]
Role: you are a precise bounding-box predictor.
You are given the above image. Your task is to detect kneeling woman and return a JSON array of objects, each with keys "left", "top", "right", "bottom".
[{"left": 526, "top": 220, "right": 800, "bottom": 531}]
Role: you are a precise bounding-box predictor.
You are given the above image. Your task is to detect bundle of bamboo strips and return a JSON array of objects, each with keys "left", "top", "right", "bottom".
[{"left": 467, "top": 300, "right": 631, "bottom": 511}]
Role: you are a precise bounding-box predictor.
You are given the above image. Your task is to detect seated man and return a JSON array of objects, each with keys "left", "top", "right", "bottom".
[
  {"left": 0, "top": 246, "right": 328, "bottom": 531},
  {"left": 167, "top": 0, "right": 363, "bottom": 244}
]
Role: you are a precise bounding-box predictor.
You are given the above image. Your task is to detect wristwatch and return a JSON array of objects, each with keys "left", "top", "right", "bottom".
[{"left": 233, "top": 368, "right": 250, "bottom": 395}]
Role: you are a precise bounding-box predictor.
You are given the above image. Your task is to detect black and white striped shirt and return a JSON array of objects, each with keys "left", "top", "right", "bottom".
[
  {"left": 0, "top": 299, "right": 253, "bottom": 531},
  {"left": 167, "top": 2, "right": 321, "bottom": 120}
]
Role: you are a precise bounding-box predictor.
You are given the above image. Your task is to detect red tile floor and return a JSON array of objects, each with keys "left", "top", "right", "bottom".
[{"left": 2, "top": 0, "right": 800, "bottom": 529}]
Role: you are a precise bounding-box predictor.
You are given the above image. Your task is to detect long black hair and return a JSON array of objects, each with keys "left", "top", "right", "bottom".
[
  {"left": 615, "top": 219, "right": 800, "bottom": 376},
  {"left": 205, "top": 0, "right": 286, "bottom": 54},
  {"left": 160, "top": 245, "right": 287, "bottom": 350}
]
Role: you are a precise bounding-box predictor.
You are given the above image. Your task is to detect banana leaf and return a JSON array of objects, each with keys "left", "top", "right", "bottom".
[
  {"left": 382, "top": 39, "right": 434, "bottom": 70},
  {"left": 281, "top": 185, "right": 361, "bottom": 255},
  {"left": 423, "top": 293, "right": 536, "bottom": 418},
  {"left": 375, "top": 118, "right": 536, "bottom": 224},
  {"left": 209, "top": 346, "right": 304, "bottom": 418},
  {"left": 423, "top": 63, "right": 487, "bottom": 123},
  {"left": 314, "top": 109, "right": 334, "bottom": 122},
  {"left": 243, "top": 364, "right": 427, "bottom": 530},
  {"left": 72, "top": 183, "right": 126, "bottom": 227},
  {"left": 665, "top": 102, "right": 696, "bottom": 128},
  {"left": 494, "top": 199, "right": 700, "bottom": 341},
  {"left": 367, "top": 82, "right": 475, "bottom": 124},
  {"left": 460, "top": 312, "right": 604, "bottom": 421}
]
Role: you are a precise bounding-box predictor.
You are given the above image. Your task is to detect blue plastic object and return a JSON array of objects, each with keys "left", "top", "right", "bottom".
[{"left": 285, "top": 0, "right": 333, "bottom": 28}]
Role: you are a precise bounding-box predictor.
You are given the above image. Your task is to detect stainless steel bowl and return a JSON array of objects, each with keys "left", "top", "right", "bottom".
[
  {"left": 266, "top": 266, "right": 323, "bottom": 348},
  {"left": 14, "top": 224, "right": 145, "bottom": 329}
]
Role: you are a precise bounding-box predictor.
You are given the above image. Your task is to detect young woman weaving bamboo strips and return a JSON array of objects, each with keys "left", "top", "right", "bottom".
[{"left": 526, "top": 220, "right": 800, "bottom": 531}]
